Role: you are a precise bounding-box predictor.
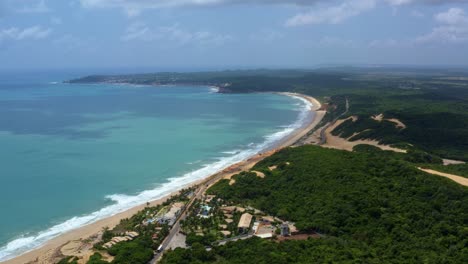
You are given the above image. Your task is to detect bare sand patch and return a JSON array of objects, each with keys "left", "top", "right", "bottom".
[
  {"left": 323, "top": 117, "right": 406, "bottom": 153},
  {"left": 372, "top": 113, "right": 406, "bottom": 129},
  {"left": 251, "top": 170, "right": 265, "bottom": 178},
  {"left": 268, "top": 165, "right": 277, "bottom": 171},
  {"left": 442, "top": 159, "right": 466, "bottom": 166},
  {"left": 372, "top": 114, "right": 384, "bottom": 122},
  {"left": 418, "top": 168, "right": 468, "bottom": 187}
]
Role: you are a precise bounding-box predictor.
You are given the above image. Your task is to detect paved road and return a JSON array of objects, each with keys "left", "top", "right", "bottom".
[{"left": 149, "top": 172, "right": 228, "bottom": 263}]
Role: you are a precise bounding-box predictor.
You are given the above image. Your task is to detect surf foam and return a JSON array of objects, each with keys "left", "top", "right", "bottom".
[{"left": 0, "top": 93, "right": 314, "bottom": 262}]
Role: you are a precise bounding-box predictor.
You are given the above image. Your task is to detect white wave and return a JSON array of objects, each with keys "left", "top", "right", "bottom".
[
  {"left": 186, "top": 160, "right": 202, "bottom": 165},
  {"left": 0, "top": 93, "right": 314, "bottom": 262},
  {"left": 208, "top": 86, "right": 219, "bottom": 93},
  {"left": 220, "top": 149, "right": 241, "bottom": 155}
]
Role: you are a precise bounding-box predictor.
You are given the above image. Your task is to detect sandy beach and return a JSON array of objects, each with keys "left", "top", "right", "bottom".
[{"left": 3, "top": 93, "right": 323, "bottom": 264}]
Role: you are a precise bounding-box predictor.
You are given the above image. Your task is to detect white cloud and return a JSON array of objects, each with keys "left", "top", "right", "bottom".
[
  {"left": 386, "top": 0, "right": 468, "bottom": 6},
  {"left": 385, "top": 0, "right": 413, "bottom": 5},
  {"left": 79, "top": 0, "right": 320, "bottom": 16},
  {"left": 121, "top": 22, "right": 233, "bottom": 46},
  {"left": 285, "top": 0, "right": 376, "bottom": 26},
  {"left": 0, "top": 26, "right": 52, "bottom": 42},
  {"left": 121, "top": 22, "right": 152, "bottom": 41},
  {"left": 435, "top": 7, "right": 468, "bottom": 25},
  {"left": 415, "top": 7, "right": 468, "bottom": 44},
  {"left": 77, "top": 0, "right": 468, "bottom": 19}
]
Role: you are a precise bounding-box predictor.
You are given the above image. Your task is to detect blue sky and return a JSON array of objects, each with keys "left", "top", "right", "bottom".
[{"left": 1, "top": 0, "right": 468, "bottom": 70}]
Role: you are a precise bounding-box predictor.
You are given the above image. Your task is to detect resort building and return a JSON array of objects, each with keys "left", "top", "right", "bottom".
[
  {"left": 102, "top": 231, "right": 139, "bottom": 249},
  {"left": 280, "top": 223, "right": 290, "bottom": 236},
  {"left": 238, "top": 213, "right": 253, "bottom": 233}
]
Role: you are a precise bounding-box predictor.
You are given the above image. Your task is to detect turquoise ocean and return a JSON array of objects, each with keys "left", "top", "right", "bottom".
[{"left": 0, "top": 71, "right": 314, "bottom": 261}]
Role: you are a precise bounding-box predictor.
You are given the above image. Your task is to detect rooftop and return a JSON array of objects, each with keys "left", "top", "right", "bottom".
[{"left": 238, "top": 213, "right": 253, "bottom": 229}]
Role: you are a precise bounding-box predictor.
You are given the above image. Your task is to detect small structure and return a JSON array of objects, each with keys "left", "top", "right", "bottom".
[
  {"left": 280, "top": 223, "right": 290, "bottom": 236},
  {"left": 126, "top": 231, "right": 139, "bottom": 238},
  {"left": 238, "top": 213, "right": 253, "bottom": 233},
  {"left": 198, "top": 204, "right": 212, "bottom": 218},
  {"left": 224, "top": 213, "right": 233, "bottom": 219},
  {"left": 220, "top": 206, "right": 236, "bottom": 214},
  {"left": 103, "top": 231, "right": 139, "bottom": 249},
  {"left": 255, "top": 233, "right": 273, "bottom": 239},
  {"left": 156, "top": 202, "right": 185, "bottom": 226},
  {"left": 204, "top": 195, "right": 216, "bottom": 203},
  {"left": 252, "top": 222, "right": 260, "bottom": 233},
  {"left": 235, "top": 207, "right": 246, "bottom": 213},
  {"left": 220, "top": 230, "right": 231, "bottom": 237},
  {"left": 261, "top": 216, "right": 275, "bottom": 223},
  {"left": 288, "top": 223, "right": 299, "bottom": 235}
]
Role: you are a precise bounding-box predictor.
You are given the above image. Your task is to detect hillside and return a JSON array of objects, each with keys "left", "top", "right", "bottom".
[{"left": 161, "top": 145, "right": 468, "bottom": 263}]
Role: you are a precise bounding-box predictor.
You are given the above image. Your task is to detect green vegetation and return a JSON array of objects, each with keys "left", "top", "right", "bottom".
[
  {"left": 180, "top": 198, "right": 243, "bottom": 246},
  {"left": 58, "top": 189, "right": 194, "bottom": 264},
  {"left": 86, "top": 253, "right": 108, "bottom": 264},
  {"left": 69, "top": 67, "right": 468, "bottom": 263},
  {"left": 69, "top": 67, "right": 468, "bottom": 160},
  {"left": 107, "top": 237, "right": 154, "bottom": 264},
  {"left": 422, "top": 163, "right": 468, "bottom": 179},
  {"left": 163, "top": 145, "right": 468, "bottom": 263},
  {"left": 57, "top": 256, "right": 78, "bottom": 264}
]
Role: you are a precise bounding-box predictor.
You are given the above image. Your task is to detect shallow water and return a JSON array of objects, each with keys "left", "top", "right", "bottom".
[{"left": 0, "top": 73, "right": 313, "bottom": 260}]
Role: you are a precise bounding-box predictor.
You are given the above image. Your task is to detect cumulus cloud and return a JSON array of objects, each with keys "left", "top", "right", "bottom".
[
  {"left": 80, "top": 0, "right": 320, "bottom": 16},
  {"left": 121, "top": 22, "right": 152, "bottom": 41},
  {"left": 121, "top": 22, "right": 233, "bottom": 46},
  {"left": 78, "top": 0, "right": 468, "bottom": 20},
  {"left": 415, "top": 7, "right": 468, "bottom": 44},
  {"left": 435, "top": 7, "right": 468, "bottom": 24},
  {"left": 0, "top": 26, "right": 52, "bottom": 42},
  {"left": 285, "top": 0, "right": 376, "bottom": 26},
  {"left": 386, "top": 0, "right": 468, "bottom": 5}
]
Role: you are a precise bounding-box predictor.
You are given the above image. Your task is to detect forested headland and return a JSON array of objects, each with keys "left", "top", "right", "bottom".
[
  {"left": 68, "top": 67, "right": 468, "bottom": 263},
  {"left": 161, "top": 146, "right": 468, "bottom": 263}
]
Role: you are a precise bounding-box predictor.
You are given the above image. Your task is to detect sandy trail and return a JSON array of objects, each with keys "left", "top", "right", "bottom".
[
  {"left": 372, "top": 113, "right": 406, "bottom": 129},
  {"left": 442, "top": 159, "right": 466, "bottom": 166},
  {"left": 418, "top": 168, "right": 468, "bottom": 187}
]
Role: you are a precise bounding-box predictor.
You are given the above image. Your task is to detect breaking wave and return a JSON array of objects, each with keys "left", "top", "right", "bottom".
[{"left": 0, "top": 93, "right": 314, "bottom": 262}]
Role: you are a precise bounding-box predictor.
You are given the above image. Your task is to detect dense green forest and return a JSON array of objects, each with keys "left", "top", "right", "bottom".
[
  {"left": 422, "top": 163, "right": 468, "bottom": 179},
  {"left": 68, "top": 68, "right": 468, "bottom": 263},
  {"left": 161, "top": 145, "right": 468, "bottom": 263}
]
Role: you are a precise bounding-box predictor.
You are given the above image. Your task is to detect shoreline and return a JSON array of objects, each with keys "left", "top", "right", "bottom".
[{"left": 2, "top": 93, "right": 323, "bottom": 264}]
